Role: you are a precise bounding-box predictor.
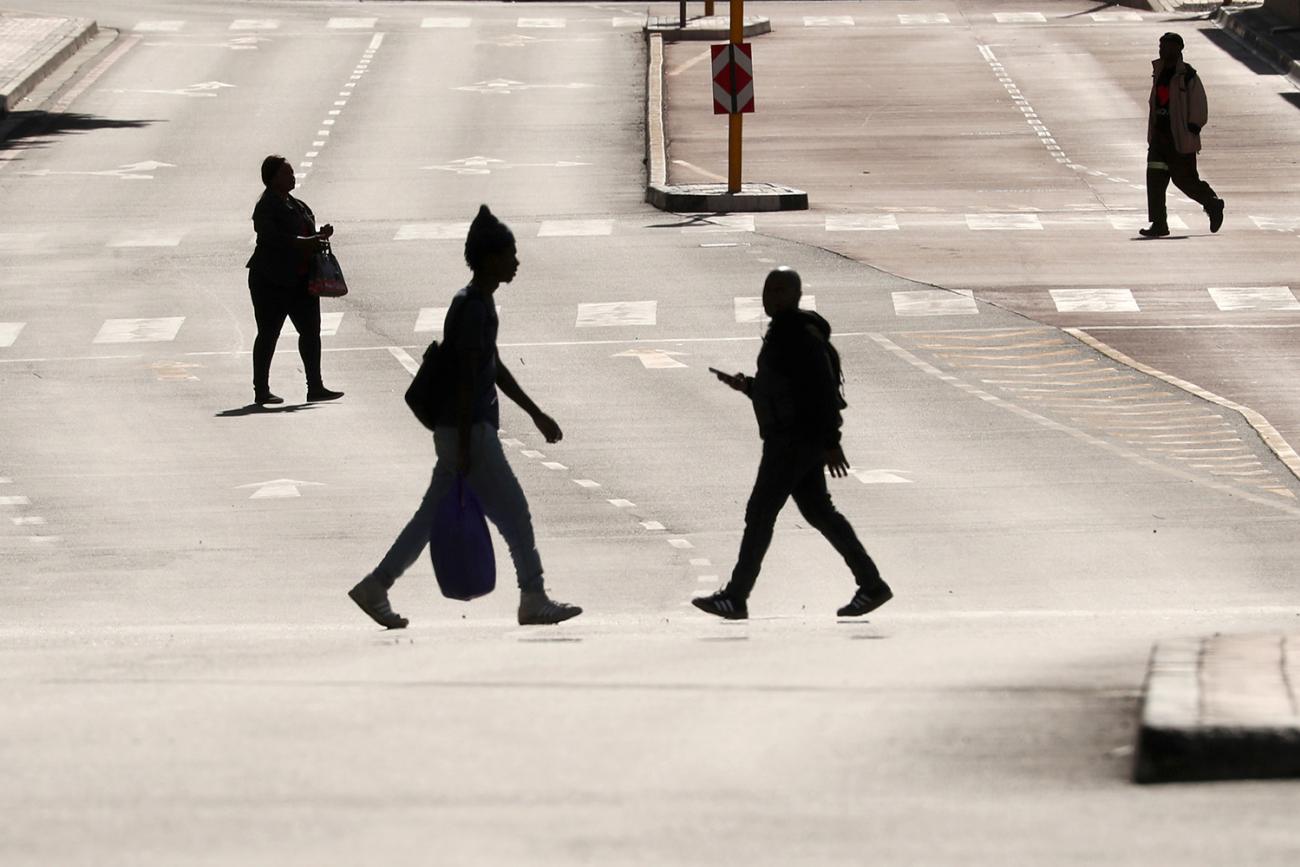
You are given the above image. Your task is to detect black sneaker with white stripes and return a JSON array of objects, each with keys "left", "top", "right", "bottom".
[
  {"left": 837, "top": 584, "right": 893, "bottom": 618},
  {"left": 518, "top": 591, "right": 583, "bottom": 625},
  {"left": 691, "top": 591, "right": 748, "bottom": 621}
]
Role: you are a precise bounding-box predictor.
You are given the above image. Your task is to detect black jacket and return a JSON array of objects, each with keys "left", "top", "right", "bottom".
[
  {"left": 246, "top": 190, "right": 316, "bottom": 289},
  {"left": 749, "top": 309, "right": 844, "bottom": 449}
]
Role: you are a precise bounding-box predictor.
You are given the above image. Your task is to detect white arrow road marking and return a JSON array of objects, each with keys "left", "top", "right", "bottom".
[
  {"left": 109, "top": 81, "right": 236, "bottom": 98},
  {"left": 20, "top": 161, "right": 176, "bottom": 180},
  {"left": 612, "top": 349, "right": 687, "bottom": 369},
  {"left": 238, "top": 480, "right": 325, "bottom": 500},
  {"left": 847, "top": 469, "right": 913, "bottom": 484}
]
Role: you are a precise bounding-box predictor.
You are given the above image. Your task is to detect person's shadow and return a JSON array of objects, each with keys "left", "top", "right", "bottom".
[{"left": 215, "top": 403, "right": 319, "bottom": 418}]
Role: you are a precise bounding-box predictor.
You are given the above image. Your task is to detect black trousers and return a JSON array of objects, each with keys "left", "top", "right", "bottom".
[
  {"left": 248, "top": 276, "right": 322, "bottom": 393},
  {"left": 1146, "top": 128, "right": 1218, "bottom": 225},
  {"left": 725, "top": 439, "right": 883, "bottom": 601}
]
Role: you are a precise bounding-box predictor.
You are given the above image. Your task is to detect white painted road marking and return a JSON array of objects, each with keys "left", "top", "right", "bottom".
[
  {"left": 230, "top": 20, "right": 278, "bottom": 30},
  {"left": 93, "top": 317, "right": 184, "bottom": 344},
  {"left": 0, "top": 323, "right": 25, "bottom": 348},
  {"left": 1249, "top": 216, "right": 1300, "bottom": 232},
  {"left": 804, "top": 16, "right": 855, "bottom": 26},
  {"left": 683, "top": 215, "right": 755, "bottom": 233},
  {"left": 612, "top": 348, "right": 687, "bottom": 369},
  {"left": 668, "top": 539, "right": 694, "bottom": 549},
  {"left": 849, "top": 469, "right": 913, "bottom": 484},
  {"left": 134, "top": 21, "right": 184, "bottom": 32},
  {"left": 1091, "top": 11, "right": 1143, "bottom": 21},
  {"left": 415, "top": 307, "right": 448, "bottom": 333},
  {"left": 538, "top": 220, "right": 613, "bottom": 237},
  {"left": 328, "top": 18, "right": 376, "bottom": 29},
  {"left": 966, "top": 213, "right": 1043, "bottom": 231},
  {"left": 0, "top": 233, "right": 43, "bottom": 251},
  {"left": 734, "top": 295, "right": 816, "bottom": 324},
  {"left": 106, "top": 229, "right": 186, "bottom": 248},
  {"left": 892, "top": 290, "right": 979, "bottom": 317},
  {"left": 517, "top": 18, "right": 566, "bottom": 28},
  {"left": 608, "top": 499, "right": 636, "bottom": 508},
  {"left": 238, "top": 479, "right": 324, "bottom": 499},
  {"left": 423, "top": 18, "right": 472, "bottom": 28},
  {"left": 577, "top": 301, "right": 657, "bottom": 327},
  {"left": 0, "top": 496, "right": 31, "bottom": 506},
  {"left": 995, "top": 12, "right": 1047, "bottom": 23},
  {"left": 826, "top": 214, "right": 898, "bottom": 232},
  {"left": 283, "top": 311, "right": 345, "bottom": 337},
  {"left": 395, "top": 222, "right": 469, "bottom": 241},
  {"left": 1108, "top": 214, "right": 1187, "bottom": 232},
  {"left": 1050, "top": 288, "right": 1140, "bottom": 313},
  {"left": 898, "top": 14, "right": 950, "bottom": 24},
  {"left": 541, "top": 462, "right": 567, "bottom": 470},
  {"left": 1208, "top": 287, "right": 1300, "bottom": 312},
  {"left": 573, "top": 479, "right": 601, "bottom": 488}
]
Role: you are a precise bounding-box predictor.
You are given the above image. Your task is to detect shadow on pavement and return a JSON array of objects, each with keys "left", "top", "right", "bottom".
[
  {"left": 0, "top": 112, "right": 160, "bottom": 152},
  {"left": 1280, "top": 92, "right": 1300, "bottom": 111},
  {"left": 215, "top": 403, "right": 319, "bottom": 418},
  {"left": 1197, "top": 27, "right": 1284, "bottom": 76}
]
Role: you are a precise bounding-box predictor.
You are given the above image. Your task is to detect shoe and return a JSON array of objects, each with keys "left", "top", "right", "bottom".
[
  {"left": 691, "top": 591, "right": 748, "bottom": 621},
  {"left": 306, "top": 386, "right": 344, "bottom": 402},
  {"left": 518, "top": 591, "right": 582, "bottom": 625},
  {"left": 1138, "top": 223, "right": 1170, "bottom": 238},
  {"left": 254, "top": 391, "right": 284, "bottom": 405},
  {"left": 348, "top": 578, "right": 408, "bottom": 629},
  {"left": 1208, "top": 198, "right": 1224, "bottom": 234},
  {"left": 837, "top": 584, "right": 893, "bottom": 618}
]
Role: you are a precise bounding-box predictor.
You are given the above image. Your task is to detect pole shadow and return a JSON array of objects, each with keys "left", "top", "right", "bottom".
[
  {"left": 0, "top": 111, "right": 161, "bottom": 154},
  {"left": 215, "top": 403, "right": 319, "bottom": 418}
]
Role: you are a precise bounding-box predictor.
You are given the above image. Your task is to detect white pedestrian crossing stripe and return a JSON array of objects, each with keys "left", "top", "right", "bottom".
[
  {"left": 1050, "top": 288, "right": 1139, "bottom": 313},
  {"left": 328, "top": 18, "right": 377, "bottom": 29},
  {"left": 422, "top": 18, "right": 472, "bottom": 28},
  {"left": 134, "top": 21, "right": 184, "bottom": 32},
  {"left": 537, "top": 220, "right": 613, "bottom": 237},
  {"left": 898, "top": 14, "right": 950, "bottom": 24},
  {"left": 415, "top": 307, "right": 448, "bottom": 333},
  {"left": 0, "top": 323, "right": 24, "bottom": 348},
  {"left": 394, "top": 222, "right": 469, "bottom": 241},
  {"left": 1208, "top": 286, "right": 1300, "bottom": 312},
  {"left": 892, "top": 290, "right": 978, "bottom": 317},
  {"left": 995, "top": 12, "right": 1047, "bottom": 23},
  {"left": 804, "top": 16, "right": 855, "bottom": 26},
  {"left": 683, "top": 215, "right": 755, "bottom": 233},
  {"left": 1091, "top": 12, "right": 1143, "bottom": 22},
  {"left": 734, "top": 295, "right": 816, "bottom": 324},
  {"left": 93, "top": 317, "right": 185, "bottom": 344},
  {"left": 230, "top": 20, "right": 279, "bottom": 31},
  {"left": 106, "top": 229, "right": 186, "bottom": 248},
  {"left": 283, "top": 312, "right": 345, "bottom": 337},
  {"left": 826, "top": 214, "right": 899, "bottom": 232},
  {"left": 612, "top": 16, "right": 647, "bottom": 27},
  {"left": 1250, "top": 216, "right": 1300, "bottom": 232},
  {"left": 966, "top": 213, "right": 1043, "bottom": 231},
  {"left": 1108, "top": 214, "right": 1187, "bottom": 232},
  {"left": 518, "top": 18, "right": 565, "bottom": 29},
  {"left": 576, "top": 301, "right": 656, "bottom": 327}
]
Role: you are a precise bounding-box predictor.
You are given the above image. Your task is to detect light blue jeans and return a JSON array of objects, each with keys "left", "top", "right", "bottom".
[{"left": 369, "top": 423, "right": 544, "bottom": 593}]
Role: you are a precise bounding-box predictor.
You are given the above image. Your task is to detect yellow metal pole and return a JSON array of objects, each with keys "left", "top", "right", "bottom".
[{"left": 727, "top": 0, "right": 742, "bottom": 193}]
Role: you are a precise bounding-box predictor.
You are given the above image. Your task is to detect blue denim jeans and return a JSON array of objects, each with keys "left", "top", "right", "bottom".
[{"left": 369, "top": 423, "right": 544, "bottom": 593}]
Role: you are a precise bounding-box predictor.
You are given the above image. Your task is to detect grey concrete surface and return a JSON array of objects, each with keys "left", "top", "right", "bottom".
[
  {"left": 0, "top": 7, "right": 96, "bottom": 114},
  {"left": 2, "top": 1, "right": 1300, "bottom": 865}
]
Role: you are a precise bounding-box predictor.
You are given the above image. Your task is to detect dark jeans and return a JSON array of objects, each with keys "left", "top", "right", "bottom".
[
  {"left": 725, "top": 439, "right": 883, "bottom": 601},
  {"left": 249, "top": 277, "right": 322, "bottom": 393},
  {"left": 1146, "top": 129, "right": 1218, "bottom": 225}
]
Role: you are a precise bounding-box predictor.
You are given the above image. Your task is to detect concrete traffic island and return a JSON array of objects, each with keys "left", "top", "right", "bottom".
[
  {"left": 0, "top": 9, "right": 97, "bottom": 116},
  {"left": 643, "top": 25, "right": 807, "bottom": 213},
  {"left": 646, "top": 14, "right": 770, "bottom": 41},
  {"left": 1134, "top": 633, "right": 1300, "bottom": 783}
]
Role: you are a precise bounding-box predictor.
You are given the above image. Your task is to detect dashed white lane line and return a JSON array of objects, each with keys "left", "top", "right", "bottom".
[
  {"left": 608, "top": 499, "right": 636, "bottom": 508},
  {"left": 573, "top": 479, "right": 601, "bottom": 489},
  {"left": 134, "top": 21, "right": 184, "bottom": 32},
  {"left": 423, "top": 17, "right": 472, "bottom": 28},
  {"left": 1208, "top": 286, "right": 1300, "bottom": 312},
  {"left": 328, "top": 18, "right": 377, "bottom": 29},
  {"left": 541, "top": 462, "right": 567, "bottom": 471},
  {"left": 966, "top": 214, "right": 1042, "bottom": 231},
  {"left": 537, "top": 220, "right": 613, "bottom": 237},
  {"left": 575, "top": 301, "right": 656, "bottom": 327},
  {"left": 1050, "top": 288, "right": 1140, "bottom": 313},
  {"left": 640, "top": 521, "right": 665, "bottom": 531},
  {"left": 690, "top": 558, "right": 712, "bottom": 567},
  {"left": 826, "top": 214, "right": 898, "bottom": 232},
  {"left": 396, "top": 222, "right": 470, "bottom": 241},
  {"left": 518, "top": 18, "right": 565, "bottom": 29},
  {"left": 0, "top": 496, "right": 31, "bottom": 506},
  {"left": 805, "top": 16, "right": 855, "bottom": 26},
  {"left": 93, "top": 317, "right": 184, "bottom": 344},
  {"left": 668, "top": 539, "right": 694, "bottom": 549},
  {"left": 520, "top": 449, "right": 544, "bottom": 459},
  {"left": 898, "top": 14, "right": 950, "bottom": 24},
  {"left": 12, "top": 516, "right": 45, "bottom": 525},
  {"left": 994, "top": 12, "right": 1047, "bottom": 23},
  {"left": 892, "top": 289, "right": 978, "bottom": 317},
  {"left": 230, "top": 19, "right": 278, "bottom": 30}
]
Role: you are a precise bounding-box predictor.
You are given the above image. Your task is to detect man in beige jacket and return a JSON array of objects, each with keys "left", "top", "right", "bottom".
[{"left": 1141, "top": 32, "right": 1224, "bottom": 238}]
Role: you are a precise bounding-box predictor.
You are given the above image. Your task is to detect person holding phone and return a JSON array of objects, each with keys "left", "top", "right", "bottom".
[{"left": 694, "top": 267, "right": 892, "bottom": 621}]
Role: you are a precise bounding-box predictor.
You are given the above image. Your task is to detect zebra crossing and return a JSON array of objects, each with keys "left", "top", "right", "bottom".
[
  {"left": 127, "top": 10, "right": 1157, "bottom": 35},
  {"left": 2, "top": 284, "right": 1297, "bottom": 349}
]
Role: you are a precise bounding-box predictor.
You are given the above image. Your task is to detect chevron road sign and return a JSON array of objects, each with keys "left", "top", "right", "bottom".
[{"left": 710, "top": 42, "right": 754, "bottom": 115}]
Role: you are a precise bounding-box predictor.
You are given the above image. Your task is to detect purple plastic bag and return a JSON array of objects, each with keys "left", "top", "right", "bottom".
[{"left": 430, "top": 475, "right": 496, "bottom": 601}]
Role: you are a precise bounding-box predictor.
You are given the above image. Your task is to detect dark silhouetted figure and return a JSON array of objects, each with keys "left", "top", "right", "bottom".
[
  {"left": 694, "top": 267, "right": 892, "bottom": 621},
  {"left": 245, "top": 154, "right": 343, "bottom": 405},
  {"left": 1141, "top": 33, "right": 1224, "bottom": 238},
  {"left": 349, "top": 205, "right": 582, "bottom": 629}
]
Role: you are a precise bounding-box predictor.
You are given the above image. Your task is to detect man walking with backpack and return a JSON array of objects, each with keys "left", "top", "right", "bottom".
[
  {"left": 348, "top": 205, "right": 582, "bottom": 628},
  {"left": 1140, "top": 32, "right": 1225, "bottom": 238},
  {"left": 694, "top": 267, "right": 893, "bottom": 621}
]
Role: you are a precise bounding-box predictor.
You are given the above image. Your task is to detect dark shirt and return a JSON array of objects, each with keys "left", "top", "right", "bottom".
[
  {"left": 438, "top": 286, "right": 500, "bottom": 429},
  {"left": 246, "top": 191, "right": 316, "bottom": 289},
  {"left": 1154, "top": 67, "right": 1174, "bottom": 133},
  {"left": 749, "top": 309, "right": 844, "bottom": 449}
]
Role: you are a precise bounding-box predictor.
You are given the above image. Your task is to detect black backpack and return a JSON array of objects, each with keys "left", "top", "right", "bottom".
[{"left": 405, "top": 340, "right": 446, "bottom": 432}]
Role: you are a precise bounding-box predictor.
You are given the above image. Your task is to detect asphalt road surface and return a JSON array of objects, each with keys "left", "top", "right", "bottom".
[{"left": 2, "top": 2, "right": 1299, "bottom": 865}]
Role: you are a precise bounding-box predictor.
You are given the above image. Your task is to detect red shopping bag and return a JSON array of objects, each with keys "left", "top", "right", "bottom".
[{"left": 430, "top": 475, "right": 496, "bottom": 601}]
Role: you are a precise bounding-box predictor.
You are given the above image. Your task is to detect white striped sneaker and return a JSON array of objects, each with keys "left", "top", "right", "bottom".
[
  {"left": 691, "top": 591, "right": 748, "bottom": 620},
  {"left": 518, "top": 591, "right": 583, "bottom": 625}
]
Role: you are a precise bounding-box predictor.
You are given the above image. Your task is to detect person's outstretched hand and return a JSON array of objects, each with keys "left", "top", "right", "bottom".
[
  {"left": 825, "top": 446, "right": 850, "bottom": 479},
  {"left": 319, "top": 223, "right": 334, "bottom": 239},
  {"left": 712, "top": 369, "right": 749, "bottom": 393},
  {"left": 533, "top": 412, "right": 563, "bottom": 444}
]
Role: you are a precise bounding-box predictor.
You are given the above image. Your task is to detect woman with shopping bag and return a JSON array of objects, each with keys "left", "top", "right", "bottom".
[{"left": 244, "top": 154, "right": 345, "bottom": 405}]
